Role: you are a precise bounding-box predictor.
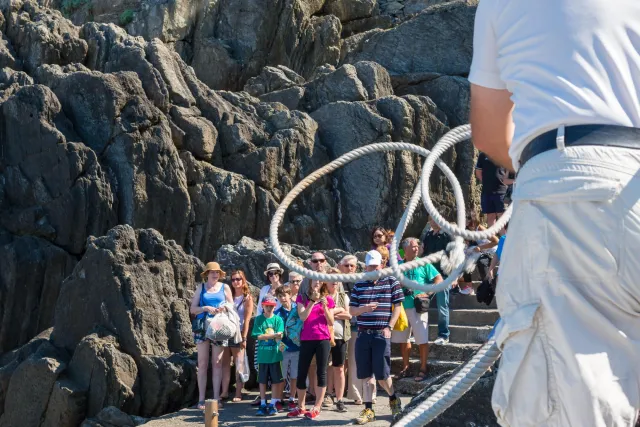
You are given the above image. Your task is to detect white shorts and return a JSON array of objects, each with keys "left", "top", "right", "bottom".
[
  {"left": 282, "top": 351, "right": 299, "bottom": 379},
  {"left": 391, "top": 307, "right": 429, "bottom": 345},
  {"left": 493, "top": 146, "right": 640, "bottom": 427}
]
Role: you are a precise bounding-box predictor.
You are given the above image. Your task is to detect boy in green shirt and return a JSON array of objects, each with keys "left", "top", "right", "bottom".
[{"left": 252, "top": 295, "right": 285, "bottom": 416}]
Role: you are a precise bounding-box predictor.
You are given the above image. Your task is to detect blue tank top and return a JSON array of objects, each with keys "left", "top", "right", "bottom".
[{"left": 201, "top": 283, "right": 226, "bottom": 308}]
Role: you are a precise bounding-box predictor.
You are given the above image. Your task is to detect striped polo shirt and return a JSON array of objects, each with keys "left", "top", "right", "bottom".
[{"left": 349, "top": 276, "right": 404, "bottom": 330}]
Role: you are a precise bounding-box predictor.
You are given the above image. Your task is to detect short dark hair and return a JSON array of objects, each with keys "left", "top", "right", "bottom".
[{"left": 275, "top": 286, "right": 291, "bottom": 298}]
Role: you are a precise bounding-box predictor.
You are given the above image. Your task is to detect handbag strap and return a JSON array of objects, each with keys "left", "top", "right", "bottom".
[
  {"left": 235, "top": 295, "right": 245, "bottom": 311},
  {"left": 199, "top": 283, "right": 207, "bottom": 316}
]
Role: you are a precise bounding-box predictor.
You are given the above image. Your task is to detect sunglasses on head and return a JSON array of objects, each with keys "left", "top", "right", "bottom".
[
  {"left": 267, "top": 271, "right": 279, "bottom": 277},
  {"left": 311, "top": 259, "right": 326, "bottom": 263}
]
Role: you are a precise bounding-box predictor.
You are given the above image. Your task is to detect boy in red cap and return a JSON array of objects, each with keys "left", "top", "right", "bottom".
[{"left": 251, "top": 294, "right": 285, "bottom": 416}]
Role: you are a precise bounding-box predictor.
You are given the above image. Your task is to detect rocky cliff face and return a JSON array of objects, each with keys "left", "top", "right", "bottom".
[{"left": 0, "top": 0, "right": 479, "bottom": 424}]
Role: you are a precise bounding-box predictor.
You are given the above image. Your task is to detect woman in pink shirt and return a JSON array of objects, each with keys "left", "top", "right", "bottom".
[{"left": 287, "top": 279, "right": 335, "bottom": 420}]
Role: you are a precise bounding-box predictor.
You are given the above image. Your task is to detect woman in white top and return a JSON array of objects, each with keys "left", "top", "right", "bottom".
[
  {"left": 222, "top": 270, "right": 254, "bottom": 402},
  {"left": 257, "top": 263, "right": 284, "bottom": 314}
]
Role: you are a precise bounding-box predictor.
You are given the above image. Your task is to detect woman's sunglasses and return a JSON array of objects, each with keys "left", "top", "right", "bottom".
[
  {"left": 231, "top": 278, "right": 242, "bottom": 282},
  {"left": 267, "top": 272, "right": 279, "bottom": 277}
]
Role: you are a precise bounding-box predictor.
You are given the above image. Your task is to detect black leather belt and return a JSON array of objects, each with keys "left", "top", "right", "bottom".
[
  {"left": 519, "top": 124, "right": 640, "bottom": 169},
  {"left": 358, "top": 329, "right": 385, "bottom": 334}
]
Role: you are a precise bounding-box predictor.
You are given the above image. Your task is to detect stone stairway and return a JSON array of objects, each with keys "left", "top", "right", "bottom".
[{"left": 393, "top": 292, "right": 499, "bottom": 395}]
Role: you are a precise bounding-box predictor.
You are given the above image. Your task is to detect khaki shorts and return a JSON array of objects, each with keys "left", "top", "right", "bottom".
[
  {"left": 391, "top": 307, "right": 429, "bottom": 345},
  {"left": 493, "top": 146, "right": 640, "bottom": 427}
]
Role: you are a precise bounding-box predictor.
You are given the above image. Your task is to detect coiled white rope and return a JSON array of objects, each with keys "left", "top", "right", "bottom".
[{"left": 269, "top": 124, "right": 512, "bottom": 425}]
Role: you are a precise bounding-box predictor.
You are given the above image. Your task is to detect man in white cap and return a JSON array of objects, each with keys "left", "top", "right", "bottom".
[
  {"left": 349, "top": 250, "right": 404, "bottom": 424},
  {"left": 469, "top": 0, "right": 640, "bottom": 425}
]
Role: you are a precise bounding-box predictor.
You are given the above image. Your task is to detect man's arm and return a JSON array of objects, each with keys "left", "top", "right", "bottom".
[{"left": 470, "top": 84, "right": 515, "bottom": 171}]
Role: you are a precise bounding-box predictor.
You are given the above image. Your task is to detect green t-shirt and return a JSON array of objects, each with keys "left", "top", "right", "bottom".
[
  {"left": 401, "top": 259, "right": 440, "bottom": 309},
  {"left": 251, "top": 314, "right": 284, "bottom": 364}
]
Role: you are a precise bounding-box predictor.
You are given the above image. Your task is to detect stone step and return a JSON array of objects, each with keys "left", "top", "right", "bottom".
[
  {"left": 391, "top": 341, "right": 482, "bottom": 362},
  {"left": 427, "top": 308, "right": 500, "bottom": 327},
  {"left": 390, "top": 357, "right": 461, "bottom": 378},
  {"left": 429, "top": 324, "right": 491, "bottom": 344},
  {"left": 430, "top": 293, "right": 497, "bottom": 310}
]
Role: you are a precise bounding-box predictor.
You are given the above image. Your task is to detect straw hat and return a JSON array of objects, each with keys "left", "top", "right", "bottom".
[
  {"left": 263, "top": 262, "right": 284, "bottom": 276},
  {"left": 201, "top": 262, "right": 226, "bottom": 280}
]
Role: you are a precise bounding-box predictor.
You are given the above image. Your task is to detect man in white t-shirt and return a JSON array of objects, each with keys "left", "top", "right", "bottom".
[{"left": 469, "top": 1, "right": 640, "bottom": 426}]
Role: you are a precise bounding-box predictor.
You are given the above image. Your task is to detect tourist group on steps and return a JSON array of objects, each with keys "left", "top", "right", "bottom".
[{"left": 189, "top": 155, "right": 510, "bottom": 424}]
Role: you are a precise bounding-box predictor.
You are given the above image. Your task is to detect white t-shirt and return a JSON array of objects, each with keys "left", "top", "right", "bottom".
[{"left": 469, "top": 0, "right": 640, "bottom": 170}]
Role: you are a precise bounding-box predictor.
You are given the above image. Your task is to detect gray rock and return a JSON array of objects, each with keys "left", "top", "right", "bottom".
[
  {"left": 145, "top": 39, "right": 195, "bottom": 107},
  {"left": 383, "top": 1, "right": 404, "bottom": 13},
  {"left": 341, "top": 14, "right": 394, "bottom": 38},
  {"left": 67, "top": 333, "right": 138, "bottom": 418},
  {"left": 191, "top": 0, "right": 342, "bottom": 90},
  {"left": 243, "top": 65, "right": 305, "bottom": 97},
  {"left": 37, "top": 66, "right": 192, "bottom": 245},
  {"left": 353, "top": 60, "right": 393, "bottom": 100},
  {"left": 342, "top": 0, "right": 477, "bottom": 77},
  {"left": 0, "top": 343, "right": 66, "bottom": 427},
  {"left": 404, "top": 0, "right": 453, "bottom": 15},
  {"left": 0, "top": 84, "right": 117, "bottom": 254},
  {"left": 396, "top": 370, "right": 499, "bottom": 426},
  {"left": 126, "top": 0, "right": 204, "bottom": 43},
  {"left": 170, "top": 105, "right": 217, "bottom": 161},
  {"left": 395, "top": 74, "right": 469, "bottom": 127},
  {"left": 0, "top": 67, "right": 32, "bottom": 87},
  {"left": 137, "top": 354, "right": 197, "bottom": 416},
  {"left": 80, "top": 406, "right": 136, "bottom": 427},
  {"left": 322, "top": 0, "right": 378, "bottom": 22},
  {"left": 81, "top": 22, "right": 171, "bottom": 112},
  {"left": 259, "top": 86, "right": 305, "bottom": 110},
  {"left": 52, "top": 225, "right": 203, "bottom": 356},
  {"left": 1, "top": 0, "right": 87, "bottom": 73},
  {"left": 41, "top": 378, "right": 87, "bottom": 427},
  {"left": 181, "top": 151, "right": 258, "bottom": 262},
  {"left": 0, "top": 234, "right": 77, "bottom": 354}
]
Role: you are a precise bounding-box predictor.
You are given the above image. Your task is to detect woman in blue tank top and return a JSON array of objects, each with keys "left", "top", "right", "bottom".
[{"left": 190, "top": 262, "right": 233, "bottom": 410}]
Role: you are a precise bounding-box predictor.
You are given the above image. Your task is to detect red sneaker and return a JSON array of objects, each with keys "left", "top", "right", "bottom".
[
  {"left": 288, "top": 400, "right": 298, "bottom": 410},
  {"left": 304, "top": 407, "right": 321, "bottom": 420},
  {"left": 274, "top": 401, "right": 284, "bottom": 412},
  {"left": 287, "top": 407, "right": 308, "bottom": 417}
]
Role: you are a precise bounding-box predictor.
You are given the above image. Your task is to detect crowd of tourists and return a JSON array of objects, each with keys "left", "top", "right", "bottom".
[{"left": 190, "top": 191, "right": 507, "bottom": 424}]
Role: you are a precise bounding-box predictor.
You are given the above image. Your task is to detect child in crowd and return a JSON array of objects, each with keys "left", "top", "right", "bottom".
[
  {"left": 275, "top": 286, "right": 300, "bottom": 410},
  {"left": 252, "top": 295, "right": 285, "bottom": 416}
]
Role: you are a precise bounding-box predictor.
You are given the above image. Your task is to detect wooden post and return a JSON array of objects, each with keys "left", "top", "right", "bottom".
[{"left": 204, "top": 399, "right": 218, "bottom": 427}]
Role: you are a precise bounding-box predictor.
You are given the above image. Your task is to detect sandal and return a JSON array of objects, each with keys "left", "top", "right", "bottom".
[
  {"left": 193, "top": 401, "right": 206, "bottom": 410},
  {"left": 232, "top": 396, "right": 242, "bottom": 403},
  {"left": 397, "top": 367, "right": 410, "bottom": 379},
  {"left": 414, "top": 371, "right": 428, "bottom": 382}
]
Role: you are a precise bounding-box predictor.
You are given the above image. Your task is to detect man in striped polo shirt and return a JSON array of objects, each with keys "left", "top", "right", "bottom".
[{"left": 349, "top": 250, "right": 404, "bottom": 424}]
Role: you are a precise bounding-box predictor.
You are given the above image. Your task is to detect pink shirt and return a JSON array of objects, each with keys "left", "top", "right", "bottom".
[{"left": 296, "top": 294, "right": 335, "bottom": 341}]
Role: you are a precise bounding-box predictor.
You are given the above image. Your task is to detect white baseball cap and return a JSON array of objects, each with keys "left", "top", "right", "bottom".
[{"left": 365, "top": 250, "right": 382, "bottom": 266}]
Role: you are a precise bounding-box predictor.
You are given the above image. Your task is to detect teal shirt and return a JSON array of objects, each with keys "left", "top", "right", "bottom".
[
  {"left": 401, "top": 259, "right": 440, "bottom": 309},
  {"left": 251, "top": 314, "right": 284, "bottom": 364}
]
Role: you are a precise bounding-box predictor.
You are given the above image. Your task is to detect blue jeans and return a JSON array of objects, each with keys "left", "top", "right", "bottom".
[{"left": 436, "top": 288, "right": 450, "bottom": 339}]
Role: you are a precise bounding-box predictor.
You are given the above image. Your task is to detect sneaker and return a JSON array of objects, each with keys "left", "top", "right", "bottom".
[
  {"left": 434, "top": 337, "right": 449, "bottom": 345},
  {"left": 288, "top": 399, "right": 297, "bottom": 410},
  {"left": 304, "top": 407, "right": 321, "bottom": 420},
  {"left": 322, "top": 395, "right": 333, "bottom": 407},
  {"left": 267, "top": 404, "right": 278, "bottom": 416},
  {"left": 390, "top": 397, "right": 403, "bottom": 417},
  {"left": 256, "top": 405, "right": 268, "bottom": 416},
  {"left": 336, "top": 400, "right": 347, "bottom": 412},
  {"left": 274, "top": 401, "right": 284, "bottom": 412},
  {"left": 459, "top": 286, "right": 475, "bottom": 295},
  {"left": 287, "top": 407, "right": 308, "bottom": 418},
  {"left": 355, "top": 408, "right": 376, "bottom": 425}
]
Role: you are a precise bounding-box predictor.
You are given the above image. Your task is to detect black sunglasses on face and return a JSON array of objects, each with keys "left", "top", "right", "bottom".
[
  {"left": 290, "top": 280, "right": 302, "bottom": 284},
  {"left": 311, "top": 259, "right": 326, "bottom": 263},
  {"left": 231, "top": 278, "right": 242, "bottom": 282},
  {"left": 267, "top": 272, "right": 279, "bottom": 277},
  {"left": 373, "top": 234, "right": 384, "bottom": 238},
  {"left": 343, "top": 264, "right": 356, "bottom": 268}
]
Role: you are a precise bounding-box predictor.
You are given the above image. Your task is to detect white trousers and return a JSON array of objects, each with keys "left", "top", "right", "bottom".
[{"left": 493, "top": 145, "right": 640, "bottom": 427}]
